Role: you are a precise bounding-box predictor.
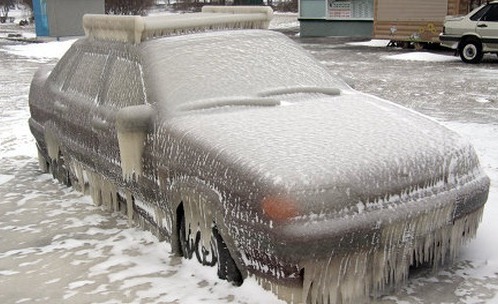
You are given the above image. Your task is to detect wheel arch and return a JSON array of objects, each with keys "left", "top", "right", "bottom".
[
  {"left": 167, "top": 177, "right": 248, "bottom": 280},
  {"left": 458, "top": 34, "right": 482, "bottom": 50}
]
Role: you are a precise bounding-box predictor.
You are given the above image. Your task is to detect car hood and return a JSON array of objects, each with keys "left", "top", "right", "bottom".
[{"left": 163, "top": 92, "right": 483, "bottom": 214}]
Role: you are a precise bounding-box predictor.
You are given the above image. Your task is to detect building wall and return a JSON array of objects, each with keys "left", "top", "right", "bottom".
[
  {"left": 375, "top": 0, "right": 448, "bottom": 22},
  {"left": 299, "top": 0, "right": 374, "bottom": 37},
  {"left": 47, "top": 0, "right": 104, "bottom": 37},
  {"left": 372, "top": 0, "right": 480, "bottom": 42},
  {"left": 300, "top": 19, "right": 373, "bottom": 37}
]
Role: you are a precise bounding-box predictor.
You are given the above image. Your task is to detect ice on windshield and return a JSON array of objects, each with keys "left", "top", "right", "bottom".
[{"left": 140, "top": 30, "right": 348, "bottom": 113}]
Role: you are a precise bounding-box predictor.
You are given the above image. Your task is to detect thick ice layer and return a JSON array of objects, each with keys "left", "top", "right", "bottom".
[
  {"left": 164, "top": 92, "right": 481, "bottom": 214},
  {"left": 301, "top": 206, "right": 483, "bottom": 304},
  {"left": 83, "top": 6, "right": 273, "bottom": 44},
  {"left": 141, "top": 30, "right": 349, "bottom": 112}
]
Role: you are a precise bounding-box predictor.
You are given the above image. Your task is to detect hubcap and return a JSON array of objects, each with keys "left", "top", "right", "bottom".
[{"left": 463, "top": 44, "right": 477, "bottom": 60}]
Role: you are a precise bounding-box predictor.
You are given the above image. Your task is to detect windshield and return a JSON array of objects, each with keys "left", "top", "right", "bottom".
[{"left": 140, "top": 30, "right": 348, "bottom": 113}]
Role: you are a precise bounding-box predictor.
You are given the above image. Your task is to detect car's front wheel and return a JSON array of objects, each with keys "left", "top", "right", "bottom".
[
  {"left": 178, "top": 202, "right": 243, "bottom": 285},
  {"left": 460, "top": 38, "right": 483, "bottom": 64}
]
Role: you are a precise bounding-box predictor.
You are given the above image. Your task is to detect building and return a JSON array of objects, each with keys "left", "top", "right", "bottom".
[
  {"left": 299, "top": 0, "right": 374, "bottom": 37},
  {"left": 299, "top": 0, "right": 486, "bottom": 38},
  {"left": 33, "top": 0, "right": 104, "bottom": 37}
]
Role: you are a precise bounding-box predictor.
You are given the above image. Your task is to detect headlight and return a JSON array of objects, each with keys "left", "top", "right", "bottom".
[{"left": 261, "top": 196, "right": 299, "bottom": 222}]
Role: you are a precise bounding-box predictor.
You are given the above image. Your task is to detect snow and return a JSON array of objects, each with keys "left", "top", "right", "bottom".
[
  {"left": 347, "top": 39, "right": 390, "bottom": 48},
  {"left": 1, "top": 17, "right": 498, "bottom": 304},
  {"left": 385, "top": 52, "right": 460, "bottom": 62},
  {"left": 346, "top": 39, "right": 460, "bottom": 62},
  {"left": 1, "top": 39, "right": 76, "bottom": 61}
]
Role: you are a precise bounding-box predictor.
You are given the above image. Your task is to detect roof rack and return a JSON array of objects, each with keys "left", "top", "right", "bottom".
[{"left": 83, "top": 6, "right": 273, "bottom": 44}]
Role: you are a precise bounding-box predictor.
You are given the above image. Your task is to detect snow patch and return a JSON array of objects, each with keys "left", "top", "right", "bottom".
[
  {"left": 347, "top": 39, "right": 390, "bottom": 48},
  {"left": 475, "top": 97, "right": 493, "bottom": 104},
  {"left": 2, "top": 39, "right": 76, "bottom": 60},
  {"left": 384, "top": 52, "right": 459, "bottom": 62},
  {"left": 0, "top": 174, "right": 14, "bottom": 185}
]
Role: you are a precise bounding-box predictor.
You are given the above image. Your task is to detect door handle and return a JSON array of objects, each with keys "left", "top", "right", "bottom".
[
  {"left": 91, "top": 116, "right": 108, "bottom": 131},
  {"left": 54, "top": 100, "right": 67, "bottom": 113},
  {"left": 477, "top": 23, "right": 488, "bottom": 28}
]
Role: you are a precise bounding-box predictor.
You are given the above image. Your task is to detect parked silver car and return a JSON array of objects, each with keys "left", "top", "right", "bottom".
[
  {"left": 28, "top": 7, "right": 490, "bottom": 304},
  {"left": 440, "top": 1, "right": 498, "bottom": 63}
]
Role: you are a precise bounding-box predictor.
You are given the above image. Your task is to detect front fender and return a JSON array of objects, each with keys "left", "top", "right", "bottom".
[{"left": 166, "top": 176, "right": 248, "bottom": 279}]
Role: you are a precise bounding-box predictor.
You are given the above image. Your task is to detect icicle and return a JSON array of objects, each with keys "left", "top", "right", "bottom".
[
  {"left": 183, "top": 194, "right": 215, "bottom": 256},
  {"left": 44, "top": 130, "right": 59, "bottom": 161},
  {"left": 290, "top": 205, "right": 485, "bottom": 304},
  {"left": 117, "top": 130, "right": 146, "bottom": 181},
  {"left": 126, "top": 190, "right": 134, "bottom": 224},
  {"left": 37, "top": 150, "right": 49, "bottom": 172}
]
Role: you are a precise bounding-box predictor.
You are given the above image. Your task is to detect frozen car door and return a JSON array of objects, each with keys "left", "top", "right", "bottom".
[
  {"left": 96, "top": 56, "right": 147, "bottom": 180},
  {"left": 55, "top": 50, "right": 108, "bottom": 166}
]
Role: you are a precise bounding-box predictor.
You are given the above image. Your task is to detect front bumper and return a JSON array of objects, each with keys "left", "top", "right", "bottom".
[{"left": 244, "top": 173, "right": 490, "bottom": 303}]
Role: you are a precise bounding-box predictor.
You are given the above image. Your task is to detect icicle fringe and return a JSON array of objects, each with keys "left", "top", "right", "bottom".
[
  {"left": 260, "top": 204, "right": 484, "bottom": 304},
  {"left": 63, "top": 159, "right": 483, "bottom": 304}
]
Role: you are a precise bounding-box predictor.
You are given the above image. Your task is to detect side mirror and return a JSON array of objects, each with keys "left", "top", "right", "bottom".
[{"left": 116, "top": 104, "right": 154, "bottom": 181}]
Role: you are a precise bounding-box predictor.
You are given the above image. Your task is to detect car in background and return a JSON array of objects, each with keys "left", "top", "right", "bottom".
[
  {"left": 28, "top": 6, "right": 490, "bottom": 304},
  {"left": 440, "top": 1, "right": 498, "bottom": 63}
]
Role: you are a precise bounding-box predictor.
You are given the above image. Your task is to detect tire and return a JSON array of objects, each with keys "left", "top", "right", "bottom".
[
  {"left": 178, "top": 203, "right": 242, "bottom": 285},
  {"left": 459, "top": 38, "right": 483, "bottom": 64},
  {"left": 212, "top": 225, "right": 243, "bottom": 285}
]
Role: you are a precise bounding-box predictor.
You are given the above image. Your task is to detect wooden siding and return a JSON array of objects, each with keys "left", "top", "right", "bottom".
[
  {"left": 373, "top": 20, "right": 443, "bottom": 42},
  {"left": 375, "top": 0, "right": 448, "bottom": 22},
  {"left": 373, "top": 0, "right": 475, "bottom": 42}
]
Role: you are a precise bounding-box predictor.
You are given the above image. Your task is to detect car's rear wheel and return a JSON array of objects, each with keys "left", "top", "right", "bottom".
[
  {"left": 460, "top": 38, "right": 483, "bottom": 64},
  {"left": 178, "top": 203, "right": 242, "bottom": 285}
]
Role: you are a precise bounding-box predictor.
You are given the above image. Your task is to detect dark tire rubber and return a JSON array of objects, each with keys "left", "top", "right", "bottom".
[
  {"left": 179, "top": 210, "right": 242, "bottom": 286},
  {"left": 460, "top": 38, "right": 483, "bottom": 64}
]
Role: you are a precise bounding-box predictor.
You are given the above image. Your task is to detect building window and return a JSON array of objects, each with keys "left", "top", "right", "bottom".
[{"left": 328, "top": 0, "right": 373, "bottom": 20}]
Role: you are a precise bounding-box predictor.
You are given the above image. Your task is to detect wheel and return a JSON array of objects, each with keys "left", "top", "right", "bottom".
[
  {"left": 459, "top": 38, "right": 483, "bottom": 64},
  {"left": 212, "top": 224, "right": 243, "bottom": 285},
  {"left": 178, "top": 203, "right": 243, "bottom": 285}
]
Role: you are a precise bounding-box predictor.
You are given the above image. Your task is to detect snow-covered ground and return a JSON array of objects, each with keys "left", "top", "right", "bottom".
[{"left": 1, "top": 15, "right": 497, "bottom": 303}]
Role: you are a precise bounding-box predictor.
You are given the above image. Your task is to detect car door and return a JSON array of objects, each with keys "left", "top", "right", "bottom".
[
  {"left": 476, "top": 3, "right": 498, "bottom": 50},
  {"left": 95, "top": 54, "right": 148, "bottom": 181},
  {"left": 53, "top": 49, "right": 108, "bottom": 168}
]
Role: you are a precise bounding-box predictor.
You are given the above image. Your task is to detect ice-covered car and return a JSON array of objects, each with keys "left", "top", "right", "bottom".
[
  {"left": 440, "top": 1, "right": 498, "bottom": 63},
  {"left": 28, "top": 6, "right": 490, "bottom": 304}
]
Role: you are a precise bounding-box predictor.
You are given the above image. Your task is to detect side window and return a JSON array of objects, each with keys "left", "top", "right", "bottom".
[
  {"left": 51, "top": 48, "right": 78, "bottom": 90},
  {"left": 471, "top": 5, "right": 490, "bottom": 21},
  {"left": 103, "top": 58, "right": 146, "bottom": 108},
  {"left": 65, "top": 52, "right": 108, "bottom": 101},
  {"left": 482, "top": 5, "right": 498, "bottom": 21}
]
